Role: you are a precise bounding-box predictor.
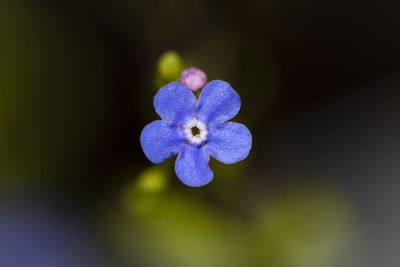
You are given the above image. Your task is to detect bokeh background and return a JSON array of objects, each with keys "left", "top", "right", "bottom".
[{"left": 1, "top": 0, "right": 400, "bottom": 266}]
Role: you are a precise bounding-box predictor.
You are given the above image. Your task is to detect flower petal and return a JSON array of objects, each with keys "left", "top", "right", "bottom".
[
  {"left": 140, "top": 120, "right": 184, "bottom": 163},
  {"left": 207, "top": 122, "right": 252, "bottom": 164},
  {"left": 196, "top": 80, "right": 241, "bottom": 125},
  {"left": 154, "top": 82, "right": 197, "bottom": 124},
  {"left": 175, "top": 145, "right": 213, "bottom": 187}
]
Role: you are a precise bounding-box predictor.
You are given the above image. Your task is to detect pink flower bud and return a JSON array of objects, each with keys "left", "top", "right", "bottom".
[{"left": 180, "top": 67, "right": 207, "bottom": 93}]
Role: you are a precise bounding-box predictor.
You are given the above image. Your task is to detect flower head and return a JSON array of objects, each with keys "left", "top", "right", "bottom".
[
  {"left": 180, "top": 67, "right": 207, "bottom": 93},
  {"left": 140, "top": 80, "right": 252, "bottom": 187}
]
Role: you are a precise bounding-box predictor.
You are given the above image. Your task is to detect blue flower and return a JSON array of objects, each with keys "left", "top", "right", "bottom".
[{"left": 140, "top": 80, "right": 252, "bottom": 187}]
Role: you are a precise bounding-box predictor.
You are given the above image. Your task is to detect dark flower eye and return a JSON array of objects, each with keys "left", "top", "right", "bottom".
[
  {"left": 184, "top": 119, "right": 208, "bottom": 145},
  {"left": 191, "top": 127, "right": 200, "bottom": 136}
]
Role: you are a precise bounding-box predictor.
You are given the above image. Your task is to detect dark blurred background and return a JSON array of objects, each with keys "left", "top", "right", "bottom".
[{"left": 1, "top": 0, "right": 400, "bottom": 266}]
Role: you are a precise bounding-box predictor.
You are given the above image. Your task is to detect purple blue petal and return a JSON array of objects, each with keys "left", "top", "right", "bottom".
[
  {"left": 175, "top": 145, "right": 213, "bottom": 187},
  {"left": 196, "top": 80, "right": 241, "bottom": 125},
  {"left": 140, "top": 120, "right": 184, "bottom": 163},
  {"left": 206, "top": 122, "right": 252, "bottom": 164},
  {"left": 154, "top": 82, "right": 197, "bottom": 124}
]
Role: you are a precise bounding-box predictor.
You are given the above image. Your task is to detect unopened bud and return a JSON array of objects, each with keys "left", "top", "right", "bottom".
[{"left": 180, "top": 67, "right": 207, "bottom": 93}]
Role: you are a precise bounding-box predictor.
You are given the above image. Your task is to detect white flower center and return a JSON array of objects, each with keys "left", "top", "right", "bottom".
[{"left": 184, "top": 119, "right": 208, "bottom": 144}]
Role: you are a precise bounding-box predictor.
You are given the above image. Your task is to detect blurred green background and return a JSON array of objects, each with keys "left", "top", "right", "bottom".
[{"left": 1, "top": 0, "right": 400, "bottom": 266}]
